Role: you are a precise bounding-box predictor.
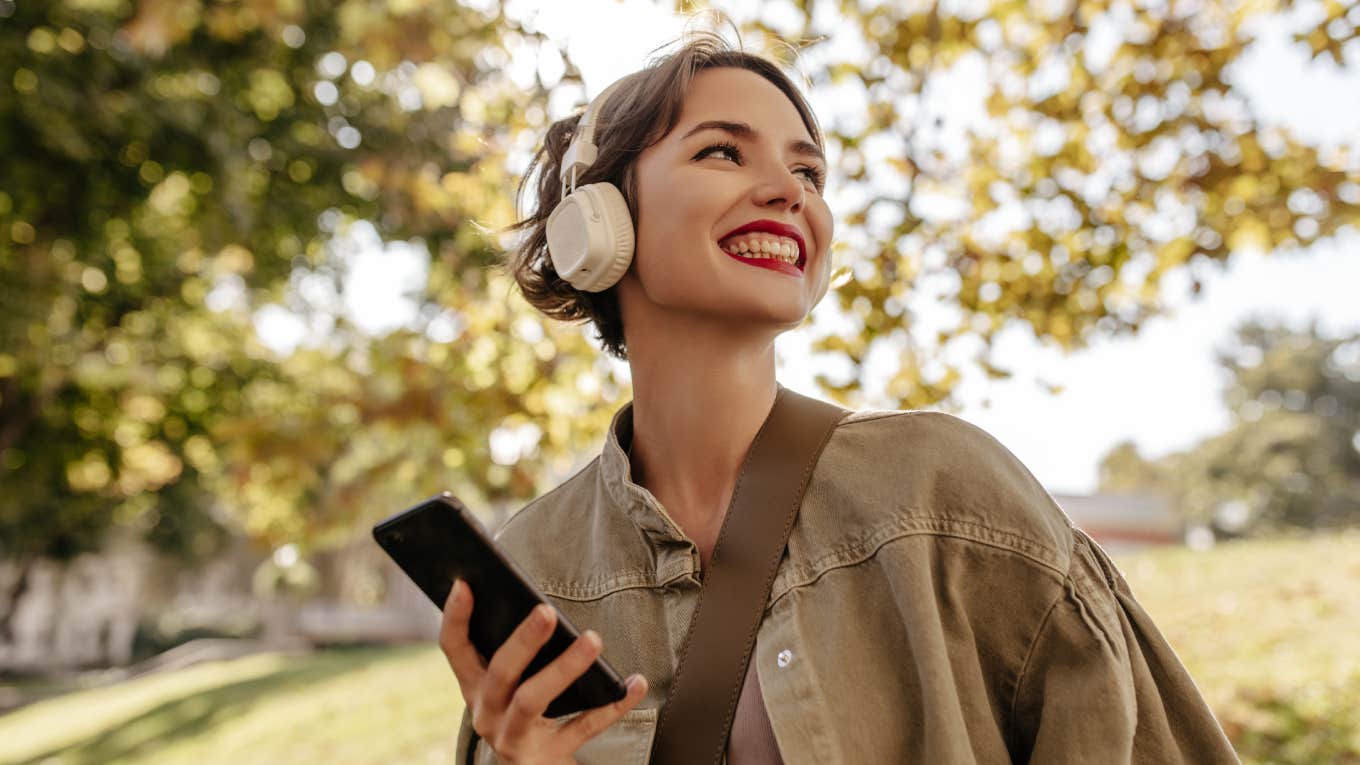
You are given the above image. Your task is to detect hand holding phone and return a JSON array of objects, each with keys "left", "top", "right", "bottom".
[
  {"left": 372, "top": 493, "right": 648, "bottom": 760},
  {"left": 440, "top": 578, "right": 648, "bottom": 763}
]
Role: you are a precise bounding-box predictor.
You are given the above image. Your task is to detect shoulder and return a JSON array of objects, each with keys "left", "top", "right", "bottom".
[
  {"left": 490, "top": 458, "right": 602, "bottom": 570},
  {"left": 488, "top": 458, "right": 663, "bottom": 598},
  {"left": 810, "top": 407, "right": 1076, "bottom": 572},
  {"left": 494, "top": 457, "right": 598, "bottom": 538}
]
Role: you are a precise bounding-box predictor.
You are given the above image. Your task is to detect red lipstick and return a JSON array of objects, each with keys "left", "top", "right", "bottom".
[{"left": 717, "top": 219, "right": 807, "bottom": 270}]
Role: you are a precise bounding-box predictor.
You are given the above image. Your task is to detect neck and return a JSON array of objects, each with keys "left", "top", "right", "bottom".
[{"left": 624, "top": 327, "right": 779, "bottom": 544}]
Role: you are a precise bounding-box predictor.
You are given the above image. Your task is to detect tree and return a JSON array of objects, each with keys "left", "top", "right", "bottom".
[
  {"left": 4, "top": 0, "right": 1359, "bottom": 574},
  {"left": 713, "top": 0, "right": 1360, "bottom": 407},
  {"left": 1097, "top": 439, "right": 1172, "bottom": 495},
  {"left": 1097, "top": 318, "right": 1360, "bottom": 534},
  {"left": 0, "top": 0, "right": 607, "bottom": 570}
]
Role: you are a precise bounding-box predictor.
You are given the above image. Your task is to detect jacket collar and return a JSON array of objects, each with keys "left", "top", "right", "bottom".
[
  {"left": 599, "top": 397, "right": 687, "bottom": 542},
  {"left": 597, "top": 383, "right": 790, "bottom": 544}
]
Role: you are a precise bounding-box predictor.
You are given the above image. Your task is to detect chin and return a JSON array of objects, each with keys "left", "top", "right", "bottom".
[
  {"left": 734, "top": 279, "right": 816, "bottom": 320},
  {"left": 638, "top": 259, "right": 816, "bottom": 324},
  {"left": 729, "top": 297, "right": 812, "bottom": 329}
]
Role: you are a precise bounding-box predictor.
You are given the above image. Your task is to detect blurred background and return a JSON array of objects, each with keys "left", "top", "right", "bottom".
[{"left": 2, "top": 0, "right": 1358, "bottom": 762}]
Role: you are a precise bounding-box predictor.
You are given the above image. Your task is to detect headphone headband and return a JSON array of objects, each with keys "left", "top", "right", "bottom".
[
  {"left": 559, "top": 78, "right": 626, "bottom": 199},
  {"left": 546, "top": 76, "right": 636, "bottom": 294}
]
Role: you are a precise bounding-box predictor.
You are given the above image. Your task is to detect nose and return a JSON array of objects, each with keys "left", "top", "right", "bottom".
[{"left": 754, "top": 163, "right": 806, "bottom": 214}]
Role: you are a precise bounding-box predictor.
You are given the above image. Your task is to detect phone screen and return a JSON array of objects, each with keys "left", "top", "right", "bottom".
[{"left": 372, "top": 492, "right": 628, "bottom": 717}]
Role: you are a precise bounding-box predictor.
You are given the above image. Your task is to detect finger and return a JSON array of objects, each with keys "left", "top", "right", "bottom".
[
  {"left": 508, "top": 629, "right": 605, "bottom": 722},
  {"left": 439, "top": 579, "right": 486, "bottom": 692},
  {"left": 501, "top": 627, "right": 605, "bottom": 733},
  {"left": 558, "top": 673, "right": 649, "bottom": 751},
  {"left": 481, "top": 602, "right": 557, "bottom": 713}
]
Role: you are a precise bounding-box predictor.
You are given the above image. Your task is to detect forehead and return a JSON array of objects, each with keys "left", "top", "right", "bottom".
[{"left": 669, "top": 67, "right": 817, "bottom": 147}]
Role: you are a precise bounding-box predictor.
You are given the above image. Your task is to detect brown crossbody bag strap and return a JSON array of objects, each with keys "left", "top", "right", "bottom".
[{"left": 649, "top": 386, "right": 850, "bottom": 765}]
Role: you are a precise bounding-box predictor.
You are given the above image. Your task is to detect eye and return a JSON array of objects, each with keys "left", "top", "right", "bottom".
[
  {"left": 798, "top": 164, "right": 827, "bottom": 189},
  {"left": 695, "top": 141, "right": 743, "bottom": 163},
  {"left": 694, "top": 141, "right": 826, "bottom": 192}
]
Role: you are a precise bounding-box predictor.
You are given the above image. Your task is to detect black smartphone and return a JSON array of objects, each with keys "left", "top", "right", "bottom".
[{"left": 372, "top": 492, "right": 629, "bottom": 718}]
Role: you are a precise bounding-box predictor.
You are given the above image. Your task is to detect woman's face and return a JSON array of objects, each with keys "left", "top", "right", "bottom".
[{"left": 620, "top": 66, "right": 834, "bottom": 337}]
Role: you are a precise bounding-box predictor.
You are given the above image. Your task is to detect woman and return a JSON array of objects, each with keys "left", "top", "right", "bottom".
[{"left": 441, "top": 32, "right": 1240, "bottom": 765}]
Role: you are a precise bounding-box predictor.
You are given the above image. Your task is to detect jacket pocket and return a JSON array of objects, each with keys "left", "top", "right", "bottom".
[
  {"left": 574, "top": 706, "right": 659, "bottom": 764},
  {"left": 471, "top": 707, "right": 659, "bottom": 765}
]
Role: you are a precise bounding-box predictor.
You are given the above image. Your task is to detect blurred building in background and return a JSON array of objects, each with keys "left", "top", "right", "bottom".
[{"left": 1054, "top": 492, "right": 1184, "bottom": 555}]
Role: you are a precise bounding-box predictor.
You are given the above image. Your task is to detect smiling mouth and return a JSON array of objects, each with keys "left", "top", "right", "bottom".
[{"left": 717, "top": 236, "right": 806, "bottom": 272}]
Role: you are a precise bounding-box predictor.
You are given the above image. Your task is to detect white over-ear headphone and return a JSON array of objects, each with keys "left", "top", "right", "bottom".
[{"left": 545, "top": 79, "right": 635, "bottom": 292}]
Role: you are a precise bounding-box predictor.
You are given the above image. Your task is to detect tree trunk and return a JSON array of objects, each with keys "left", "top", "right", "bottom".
[{"left": 0, "top": 556, "right": 34, "bottom": 644}]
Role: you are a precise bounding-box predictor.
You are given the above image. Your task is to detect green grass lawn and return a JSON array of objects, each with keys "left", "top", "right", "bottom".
[
  {"left": 0, "top": 645, "right": 464, "bottom": 765},
  {"left": 1117, "top": 530, "right": 1360, "bottom": 764},
  {"left": 1, "top": 530, "right": 1357, "bottom": 764}
]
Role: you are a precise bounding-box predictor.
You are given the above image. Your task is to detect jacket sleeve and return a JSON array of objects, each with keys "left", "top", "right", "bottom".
[{"left": 1009, "top": 527, "right": 1241, "bottom": 764}]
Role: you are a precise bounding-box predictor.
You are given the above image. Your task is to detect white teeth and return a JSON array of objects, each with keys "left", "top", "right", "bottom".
[{"left": 720, "top": 235, "right": 801, "bottom": 265}]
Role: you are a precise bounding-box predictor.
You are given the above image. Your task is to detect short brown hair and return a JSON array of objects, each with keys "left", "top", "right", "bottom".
[{"left": 498, "top": 31, "right": 825, "bottom": 361}]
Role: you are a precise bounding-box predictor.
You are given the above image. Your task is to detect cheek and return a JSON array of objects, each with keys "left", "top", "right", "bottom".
[
  {"left": 637, "top": 186, "right": 720, "bottom": 259},
  {"left": 809, "top": 199, "right": 834, "bottom": 255},
  {"left": 810, "top": 202, "right": 835, "bottom": 300}
]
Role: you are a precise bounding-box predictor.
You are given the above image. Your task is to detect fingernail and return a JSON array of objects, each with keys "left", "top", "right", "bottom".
[
  {"left": 584, "top": 629, "right": 601, "bottom": 649},
  {"left": 627, "top": 674, "right": 646, "bottom": 691},
  {"left": 449, "top": 579, "right": 462, "bottom": 602},
  {"left": 536, "top": 604, "right": 554, "bottom": 623}
]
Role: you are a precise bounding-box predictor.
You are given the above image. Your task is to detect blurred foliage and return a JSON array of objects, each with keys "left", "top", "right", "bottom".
[
  {"left": 714, "top": 0, "right": 1360, "bottom": 407},
  {"left": 1099, "top": 317, "right": 1360, "bottom": 533},
  {"left": 0, "top": 0, "right": 614, "bottom": 564},
  {"left": 3, "top": 0, "right": 1359, "bottom": 567}
]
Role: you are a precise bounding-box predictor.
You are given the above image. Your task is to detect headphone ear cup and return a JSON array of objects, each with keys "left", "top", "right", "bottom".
[{"left": 546, "top": 182, "right": 634, "bottom": 292}]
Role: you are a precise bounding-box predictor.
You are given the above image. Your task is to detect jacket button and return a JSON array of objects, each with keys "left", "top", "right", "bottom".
[{"left": 776, "top": 649, "right": 793, "bottom": 668}]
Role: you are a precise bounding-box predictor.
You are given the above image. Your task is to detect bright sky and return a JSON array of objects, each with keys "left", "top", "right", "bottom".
[{"left": 259, "top": 0, "right": 1360, "bottom": 496}]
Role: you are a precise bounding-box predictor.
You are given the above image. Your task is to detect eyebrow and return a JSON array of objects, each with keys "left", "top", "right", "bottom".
[{"left": 681, "top": 120, "right": 826, "bottom": 165}]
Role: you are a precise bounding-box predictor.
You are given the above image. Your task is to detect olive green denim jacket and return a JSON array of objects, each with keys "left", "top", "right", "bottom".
[{"left": 456, "top": 387, "right": 1240, "bottom": 764}]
